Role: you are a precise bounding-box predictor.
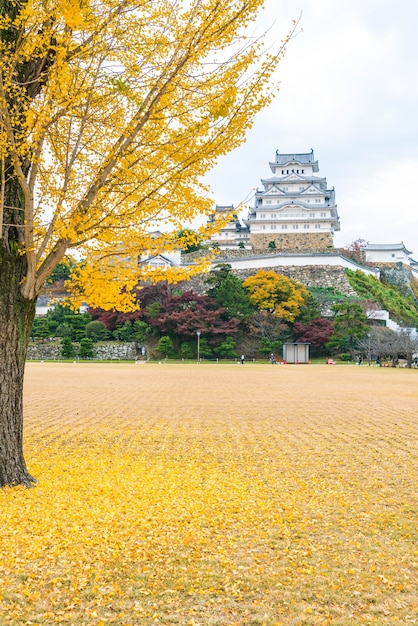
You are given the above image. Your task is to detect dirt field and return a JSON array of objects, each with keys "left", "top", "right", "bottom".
[{"left": 1, "top": 363, "right": 417, "bottom": 625}]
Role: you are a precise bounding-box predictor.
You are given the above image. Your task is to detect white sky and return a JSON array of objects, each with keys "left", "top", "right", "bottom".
[{"left": 205, "top": 0, "right": 418, "bottom": 257}]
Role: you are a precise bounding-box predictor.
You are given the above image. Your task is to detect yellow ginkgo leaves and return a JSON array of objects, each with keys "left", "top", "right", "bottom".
[{"left": 0, "top": 363, "right": 416, "bottom": 624}]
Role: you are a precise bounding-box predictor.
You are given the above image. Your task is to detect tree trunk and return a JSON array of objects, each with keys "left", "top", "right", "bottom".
[{"left": 0, "top": 246, "right": 36, "bottom": 487}]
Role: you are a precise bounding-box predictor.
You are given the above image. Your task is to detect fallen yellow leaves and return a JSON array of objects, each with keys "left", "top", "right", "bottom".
[{"left": 0, "top": 363, "right": 417, "bottom": 625}]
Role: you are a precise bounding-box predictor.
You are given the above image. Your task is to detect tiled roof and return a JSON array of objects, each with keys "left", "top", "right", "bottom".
[
  {"left": 270, "top": 151, "right": 319, "bottom": 172},
  {"left": 273, "top": 152, "right": 316, "bottom": 165},
  {"left": 261, "top": 175, "right": 325, "bottom": 184},
  {"left": 365, "top": 242, "right": 412, "bottom": 254}
]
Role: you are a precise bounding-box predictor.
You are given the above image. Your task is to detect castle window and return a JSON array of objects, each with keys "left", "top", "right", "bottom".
[
  {"left": 270, "top": 213, "right": 275, "bottom": 219},
  {"left": 310, "top": 213, "right": 315, "bottom": 218},
  {"left": 259, "top": 213, "right": 266, "bottom": 219},
  {"left": 315, "top": 224, "right": 321, "bottom": 229},
  {"left": 271, "top": 224, "right": 277, "bottom": 230},
  {"left": 315, "top": 199, "right": 321, "bottom": 203},
  {"left": 282, "top": 225, "right": 288, "bottom": 230},
  {"left": 301, "top": 169, "right": 304, "bottom": 174},
  {"left": 320, "top": 212, "right": 327, "bottom": 217},
  {"left": 293, "top": 224, "right": 299, "bottom": 230},
  {"left": 304, "top": 224, "right": 309, "bottom": 229}
]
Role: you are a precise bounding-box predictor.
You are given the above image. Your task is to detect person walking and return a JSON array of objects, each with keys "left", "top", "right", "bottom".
[{"left": 241, "top": 354, "right": 245, "bottom": 365}]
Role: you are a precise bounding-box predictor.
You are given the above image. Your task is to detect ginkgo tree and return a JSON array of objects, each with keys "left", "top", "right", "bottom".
[
  {"left": 0, "top": 0, "right": 295, "bottom": 486},
  {"left": 243, "top": 270, "right": 308, "bottom": 322}
]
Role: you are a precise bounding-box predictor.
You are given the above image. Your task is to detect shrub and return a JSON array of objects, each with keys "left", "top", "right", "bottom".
[
  {"left": 156, "top": 336, "right": 175, "bottom": 358},
  {"left": 180, "top": 342, "right": 194, "bottom": 359},
  {"left": 79, "top": 337, "right": 94, "bottom": 359},
  {"left": 86, "top": 320, "right": 109, "bottom": 341},
  {"left": 346, "top": 269, "right": 418, "bottom": 326},
  {"left": 214, "top": 337, "right": 237, "bottom": 358},
  {"left": 61, "top": 337, "right": 76, "bottom": 358}
]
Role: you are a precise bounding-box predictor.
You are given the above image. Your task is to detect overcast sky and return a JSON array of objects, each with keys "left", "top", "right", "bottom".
[{"left": 205, "top": 0, "right": 418, "bottom": 258}]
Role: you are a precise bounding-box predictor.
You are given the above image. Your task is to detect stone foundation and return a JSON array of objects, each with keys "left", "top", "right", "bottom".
[
  {"left": 27, "top": 341, "right": 139, "bottom": 360},
  {"left": 250, "top": 232, "right": 334, "bottom": 253},
  {"left": 231, "top": 265, "right": 356, "bottom": 296},
  {"left": 186, "top": 264, "right": 356, "bottom": 298}
]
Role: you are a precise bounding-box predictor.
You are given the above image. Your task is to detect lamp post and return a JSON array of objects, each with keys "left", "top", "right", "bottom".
[
  {"left": 196, "top": 330, "right": 201, "bottom": 364},
  {"left": 367, "top": 333, "right": 371, "bottom": 366}
]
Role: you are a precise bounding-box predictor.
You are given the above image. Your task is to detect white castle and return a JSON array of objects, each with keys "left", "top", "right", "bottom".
[{"left": 210, "top": 149, "right": 340, "bottom": 252}]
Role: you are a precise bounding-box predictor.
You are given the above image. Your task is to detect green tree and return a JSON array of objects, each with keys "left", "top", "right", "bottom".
[
  {"left": 79, "top": 338, "right": 94, "bottom": 359},
  {"left": 45, "top": 257, "right": 76, "bottom": 285},
  {"left": 47, "top": 320, "right": 59, "bottom": 336},
  {"left": 214, "top": 337, "right": 237, "bottom": 358},
  {"left": 180, "top": 342, "right": 194, "bottom": 359},
  {"left": 326, "top": 302, "right": 369, "bottom": 358},
  {"left": 41, "top": 303, "right": 92, "bottom": 341},
  {"left": 198, "top": 338, "right": 213, "bottom": 359},
  {"left": 131, "top": 321, "right": 151, "bottom": 343},
  {"left": 207, "top": 266, "right": 254, "bottom": 320},
  {"left": 61, "top": 337, "right": 76, "bottom": 359},
  {"left": 294, "top": 291, "right": 322, "bottom": 324},
  {"left": 31, "top": 318, "right": 51, "bottom": 342},
  {"left": 143, "top": 303, "right": 162, "bottom": 321},
  {"left": 64, "top": 313, "right": 90, "bottom": 342},
  {"left": 156, "top": 336, "right": 175, "bottom": 358},
  {"left": 86, "top": 321, "right": 109, "bottom": 342},
  {"left": 258, "top": 337, "right": 283, "bottom": 358},
  {"left": 113, "top": 322, "right": 135, "bottom": 342},
  {"left": 55, "top": 322, "right": 72, "bottom": 339}
]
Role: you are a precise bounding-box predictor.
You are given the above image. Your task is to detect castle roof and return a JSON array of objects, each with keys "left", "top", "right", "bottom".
[
  {"left": 213, "top": 204, "right": 234, "bottom": 212},
  {"left": 365, "top": 242, "right": 412, "bottom": 255},
  {"left": 261, "top": 175, "right": 326, "bottom": 185},
  {"left": 270, "top": 150, "right": 319, "bottom": 172}
]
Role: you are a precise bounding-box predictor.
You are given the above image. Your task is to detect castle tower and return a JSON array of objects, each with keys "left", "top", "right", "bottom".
[
  {"left": 244, "top": 150, "right": 340, "bottom": 252},
  {"left": 209, "top": 205, "right": 251, "bottom": 250}
]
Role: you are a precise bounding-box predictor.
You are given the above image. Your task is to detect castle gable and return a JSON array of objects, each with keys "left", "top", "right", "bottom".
[{"left": 300, "top": 184, "right": 322, "bottom": 195}]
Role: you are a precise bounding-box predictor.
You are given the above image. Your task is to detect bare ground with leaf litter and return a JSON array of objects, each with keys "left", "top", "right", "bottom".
[{"left": 0, "top": 363, "right": 417, "bottom": 625}]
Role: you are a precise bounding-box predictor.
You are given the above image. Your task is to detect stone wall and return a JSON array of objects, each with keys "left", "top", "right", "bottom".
[
  {"left": 27, "top": 341, "right": 139, "bottom": 361},
  {"left": 379, "top": 263, "right": 417, "bottom": 299},
  {"left": 250, "top": 232, "right": 334, "bottom": 253},
  {"left": 186, "top": 264, "right": 356, "bottom": 297},
  {"left": 228, "top": 265, "right": 356, "bottom": 296},
  {"left": 27, "top": 342, "right": 62, "bottom": 360}
]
